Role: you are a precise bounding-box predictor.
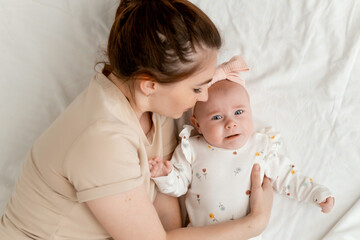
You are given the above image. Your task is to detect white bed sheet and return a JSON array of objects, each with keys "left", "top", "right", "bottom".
[
  {"left": 1, "top": 0, "right": 359, "bottom": 239},
  {"left": 323, "top": 197, "right": 360, "bottom": 240}
]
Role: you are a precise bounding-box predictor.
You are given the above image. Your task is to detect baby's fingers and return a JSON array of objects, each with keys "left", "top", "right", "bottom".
[
  {"left": 321, "top": 204, "right": 331, "bottom": 213},
  {"left": 320, "top": 197, "right": 335, "bottom": 213},
  {"left": 148, "top": 159, "right": 157, "bottom": 170},
  {"left": 164, "top": 161, "right": 173, "bottom": 173},
  {"left": 150, "top": 164, "right": 161, "bottom": 178}
]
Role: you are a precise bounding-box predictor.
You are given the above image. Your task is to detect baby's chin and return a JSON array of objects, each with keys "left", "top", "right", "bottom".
[
  {"left": 221, "top": 141, "right": 246, "bottom": 150},
  {"left": 212, "top": 138, "right": 247, "bottom": 150}
]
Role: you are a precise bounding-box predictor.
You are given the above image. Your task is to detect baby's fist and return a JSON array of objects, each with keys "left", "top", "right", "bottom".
[
  {"left": 319, "top": 197, "right": 335, "bottom": 213},
  {"left": 148, "top": 156, "right": 173, "bottom": 178}
]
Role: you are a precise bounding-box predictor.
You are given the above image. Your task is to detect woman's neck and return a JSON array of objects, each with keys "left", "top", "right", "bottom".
[
  {"left": 108, "top": 73, "right": 141, "bottom": 117},
  {"left": 108, "top": 73, "right": 152, "bottom": 134}
]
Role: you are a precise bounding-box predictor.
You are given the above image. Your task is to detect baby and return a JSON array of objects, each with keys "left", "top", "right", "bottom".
[{"left": 149, "top": 56, "right": 335, "bottom": 231}]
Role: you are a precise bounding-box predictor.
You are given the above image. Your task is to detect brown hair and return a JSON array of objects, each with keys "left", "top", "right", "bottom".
[{"left": 103, "top": 0, "right": 221, "bottom": 83}]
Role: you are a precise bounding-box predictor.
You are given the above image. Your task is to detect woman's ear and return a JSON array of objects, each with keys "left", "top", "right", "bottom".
[
  {"left": 190, "top": 115, "right": 202, "bottom": 134},
  {"left": 138, "top": 75, "right": 156, "bottom": 96}
]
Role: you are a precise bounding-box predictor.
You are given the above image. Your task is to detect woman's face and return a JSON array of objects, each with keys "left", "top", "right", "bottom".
[{"left": 151, "top": 50, "right": 218, "bottom": 119}]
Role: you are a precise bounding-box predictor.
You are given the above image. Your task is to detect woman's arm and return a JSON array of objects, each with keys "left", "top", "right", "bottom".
[
  {"left": 154, "top": 192, "right": 182, "bottom": 231},
  {"left": 152, "top": 151, "right": 182, "bottom": 231},
  {"left": 86, "top": 164, "right": 273, "bottom": 240}
]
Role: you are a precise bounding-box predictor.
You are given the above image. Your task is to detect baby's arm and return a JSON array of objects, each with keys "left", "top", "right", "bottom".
[
  {"left": 261, "top": 129, "right": 334, "bottom": 213},
  {"left": 149, "top": 144, "right": 193, "bottom": 197},
  {"left": 267, "top": 154, "right": 334, "bottom": 213}
]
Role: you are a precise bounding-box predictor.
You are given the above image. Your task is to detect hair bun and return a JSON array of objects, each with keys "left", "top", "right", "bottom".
[{"left": 107, "top": 0, "right": 221, "bottom": 83}]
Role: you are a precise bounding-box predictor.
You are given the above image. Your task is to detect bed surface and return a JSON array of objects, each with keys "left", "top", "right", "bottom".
[{"left": 1, "top": 0, "right": 359, "bottom": 239}]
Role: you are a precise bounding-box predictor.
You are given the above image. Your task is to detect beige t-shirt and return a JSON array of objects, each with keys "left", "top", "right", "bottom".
[{"left": 0, "top": 73, "right": 177, "bottom": 239}]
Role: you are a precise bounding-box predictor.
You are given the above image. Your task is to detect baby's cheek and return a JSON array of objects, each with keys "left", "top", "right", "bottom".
[{"left": 205, "top": 127, "right": 222, "bottom": 144}]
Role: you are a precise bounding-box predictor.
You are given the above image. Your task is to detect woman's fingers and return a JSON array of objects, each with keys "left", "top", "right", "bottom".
[
  {"left": 249, "top": 164, "right": 263, "bottom": 214},
  {"left": 248, "top": 164, "right": 274, "bottom": 232},
  {"left": 261, "top": 176, "right": 274, "bottom": 213},
  {"left": 262, "top": 177, "right": 273, "bottom": 195},
  {"left": 250, "top": 164, "right": 261, "bottom": 189}
]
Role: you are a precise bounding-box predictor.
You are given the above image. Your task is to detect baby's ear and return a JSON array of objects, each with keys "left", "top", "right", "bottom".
[{"left": 190, "top": 115, "right": 202, "bottom": 134}]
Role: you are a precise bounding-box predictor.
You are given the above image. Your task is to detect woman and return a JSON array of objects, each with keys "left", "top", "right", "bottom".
[{"left": 0, "top": 0, "right": 273, "bottom": 239}]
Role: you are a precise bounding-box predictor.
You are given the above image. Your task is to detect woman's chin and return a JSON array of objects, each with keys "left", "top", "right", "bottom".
[
  {"left": 174, "top": 109, "right": 192, "bottom": 119},
  {"left": 163, "top": 111, "right": 184, "bottom": 119},
  {"left": 173, "top": 112, "right": 185, "bottom": 119}
]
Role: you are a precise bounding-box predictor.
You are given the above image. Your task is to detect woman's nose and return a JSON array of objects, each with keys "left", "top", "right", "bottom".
[
  {"left": 225, "top": 119, "right": 237, "bottom": 129},
  {"left": 197, "top": 89, "right": 208, "bottom": 102}
]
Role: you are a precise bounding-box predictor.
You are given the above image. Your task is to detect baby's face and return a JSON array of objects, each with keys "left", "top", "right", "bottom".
[{"left": 192, "top": 80, "right": 253, "bottom": 149}]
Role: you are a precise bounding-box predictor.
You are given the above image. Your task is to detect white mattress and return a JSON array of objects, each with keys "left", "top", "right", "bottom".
[{"left": 1, "top": 0, "right": 359, "bottom": 239}]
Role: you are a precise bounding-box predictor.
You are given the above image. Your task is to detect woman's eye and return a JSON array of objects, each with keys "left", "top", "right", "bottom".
[
  {"left": 235, "top": 109, "right": 243, "bottom": 115},
  {"left": 212, "top": 115, "right": 222, "bottom": 120},
  {"left": 193, "top": 88, "right": 202, "bottom": 93}
]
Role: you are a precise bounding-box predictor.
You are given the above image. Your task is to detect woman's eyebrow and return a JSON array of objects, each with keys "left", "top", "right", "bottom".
[{"left": 196, "top": 78, "right": 212, "bottom": 86}]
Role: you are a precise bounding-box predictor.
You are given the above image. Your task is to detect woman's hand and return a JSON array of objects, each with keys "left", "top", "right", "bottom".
[{"left": 248, "top": 164, "right": 274, "bottom": 233}]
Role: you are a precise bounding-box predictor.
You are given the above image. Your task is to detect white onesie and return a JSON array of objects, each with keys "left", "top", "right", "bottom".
[{"left": 152, "top": 125, "right": 332, "bottom": 230}]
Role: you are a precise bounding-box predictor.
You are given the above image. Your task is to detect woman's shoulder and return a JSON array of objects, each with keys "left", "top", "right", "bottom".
[
  {"left": 63, "top": 120, "right": 141, "bottom": 170},
  {"left": 63, "top": 120, "right": 141, "bottom": 160},
  {"left": 80, "top": 120, "right": 139, "bottom": 142}
]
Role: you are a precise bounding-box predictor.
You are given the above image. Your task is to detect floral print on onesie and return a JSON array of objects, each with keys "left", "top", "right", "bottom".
[{"left": 152, "top": 125, "right": 332, "bottom": 230}]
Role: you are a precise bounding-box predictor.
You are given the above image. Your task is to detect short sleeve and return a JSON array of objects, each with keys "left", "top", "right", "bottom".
[
  {"left": 64, "top": 121, "right": 144, "bottom": 203},
  {"left": 178, "top": 125, "right": 194, "bottom": 164},
  {"left": 260, "top": 127, "right": 284, "bottom": 179},
  {"left": 160, "top": 116, "right": 177, "bottom": 158}
]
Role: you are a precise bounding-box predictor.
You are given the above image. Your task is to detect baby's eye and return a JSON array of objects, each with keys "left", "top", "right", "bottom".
[
  {"left": 235, "top": 109, "right": 244, "bottom": 115},
  {"left": 212, "top": 115, "right": 222, "bottom": 120},
  {"left": 193, "top": 88, "right": 202, "bottom": 93}
]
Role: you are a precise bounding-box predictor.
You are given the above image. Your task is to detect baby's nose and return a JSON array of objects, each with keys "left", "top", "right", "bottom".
[{"left": 225, "top": 119, "right": 237, "bottom": 129}]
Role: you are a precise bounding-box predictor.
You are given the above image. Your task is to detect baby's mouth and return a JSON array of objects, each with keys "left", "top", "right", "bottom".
[{"left": 226, "top": 134, "right": 240, "bottom": 139}]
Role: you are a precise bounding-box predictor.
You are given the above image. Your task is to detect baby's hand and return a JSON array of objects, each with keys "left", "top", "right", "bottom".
[
  {"left": 148, "top": 156, "right": 173, "bottom": 178},
  {"left": 319, "top": 197, "right": 335, "bottom": 213}
]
